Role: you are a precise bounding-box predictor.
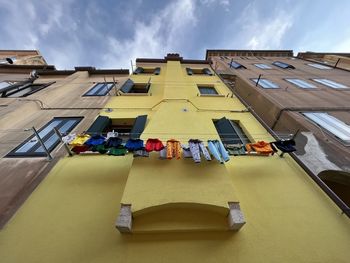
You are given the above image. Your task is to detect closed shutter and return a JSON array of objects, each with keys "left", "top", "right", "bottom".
[
  {"left": 86, "top": 116, "right": 111, "bottom": 135},
  {"left": 202, "top": 68, "right": 213, "bottom": 76},
  {"left": 186, "top": 68, "right": 193, "bottom": 75},
  {"left": 154, "top": 67, "right": 161, "bottom": 75},
  {"left": 120, "top": 79, "right": 134, "bottom": 93},
  {"left": 134, "top": 67, "right": 144, "bottom": 74},
  {"left": 130, "top": 115, "right": 147, "bottom": 139}
]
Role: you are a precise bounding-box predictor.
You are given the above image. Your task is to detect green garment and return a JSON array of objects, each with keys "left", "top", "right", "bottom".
[
  {"left": 226, "top": 145, "right": 246, "bottom": 156},
  {"left": 108, "top": 147, "right": 127, "bottom": 156},
  {"left": 91, "top": 145, "right": 108, "bottom": 154}
]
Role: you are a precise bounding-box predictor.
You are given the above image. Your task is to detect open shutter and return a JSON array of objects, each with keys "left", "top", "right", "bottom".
[
  {"left": 186, "top": 68, "right": 193, "bottom": 75},
  {"left": 120, "top": 79, "right": 134, "bottom": 93},
  {"left": 154, "top": 67, "right": 161, "bottom": 75},
  {"left": 130, "top": 115, "right": 147, "bottom": 139},
  {"left": 134, "top": 67, "right": 144, "bottom": 74},
  {"left": 86, "top": 116, "right": 111, "bottom": 135},
  {"left": 214, "top": 117, "right": 249, "bottom": 145},
  {"left": 202, "top": 68, "right": 213, "bottom": 76}
]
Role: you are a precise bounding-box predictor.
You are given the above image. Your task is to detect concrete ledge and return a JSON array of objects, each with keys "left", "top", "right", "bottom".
[
  {"left": 115, "top": 204, "right": 132, "bottom": 233},
  {"left": 228, "top": 202, "right": 246, "bottom": 230}
]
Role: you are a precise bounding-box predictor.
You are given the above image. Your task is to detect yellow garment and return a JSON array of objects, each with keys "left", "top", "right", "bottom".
[
  {"left": 246, "top": 141, "right": 275, "bottom": 156},
  {"left": 69, "top": 134, "right": 91, "bottom": 146},
  {"left": 166, "top": 139, "right": 182, "bottom": 159}
]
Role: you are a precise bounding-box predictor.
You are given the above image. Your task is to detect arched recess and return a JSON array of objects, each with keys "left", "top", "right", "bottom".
[
  {"left": 115, "top": 202, "right": 245, "bottom": 233},
  {"left": 318, "top": 170, "right": 350, "bottom": 206}
]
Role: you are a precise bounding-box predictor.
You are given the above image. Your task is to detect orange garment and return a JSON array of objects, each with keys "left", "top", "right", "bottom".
[
  {"left": 246, "top": 141, "right": 275, "bottom": 156},
  {"left": 166, "top": 139, "right": 182, "bottom": 159}
]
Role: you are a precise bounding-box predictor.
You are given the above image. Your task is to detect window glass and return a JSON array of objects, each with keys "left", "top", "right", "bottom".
[
  {"left": 285, "top": 78, "right": 316, "bottom": 89},
  {"left": 273, "top": 61, "right": 295, "bottom": 69},
  {"left": 252, "top": 78, "right": 279, "bottom": 89},
  {"left": 312, "top": 79, "right": 348, "bottom": 89},
  {"left": 84, "top": 83, "right": 114, "bottom": 96},
  {"left": 303, "top": 112, "right": 350, "bottom": 144},
  {"left": 9, "top": 117, "right": 82, "bottom": 157},
  {"left": 198, "top": 86, "right": 218, "bottom": 95},
  {"left": 308, "top": 63, "right": 332, "bottom": 69},
  {"left": 254, "top": 64, "right": 272, "bottom": 69}
]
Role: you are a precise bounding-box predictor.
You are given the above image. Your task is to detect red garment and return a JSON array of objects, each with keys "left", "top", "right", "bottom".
[
  {"left": 145, "top": 138, "right": 165, "bottom": 152},
  {"left": 71, "top": 145, "right": 90, "bottom": 154}
]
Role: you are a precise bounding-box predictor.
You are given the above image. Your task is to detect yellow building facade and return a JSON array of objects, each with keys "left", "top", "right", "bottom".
[{"left": 0, "top": 54, "right": 350, "bottom": 262}]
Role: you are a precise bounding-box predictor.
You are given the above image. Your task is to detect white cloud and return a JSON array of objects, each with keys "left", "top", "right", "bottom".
[{"left": 102, "top": 0, "right": 198, "bottom": 69}]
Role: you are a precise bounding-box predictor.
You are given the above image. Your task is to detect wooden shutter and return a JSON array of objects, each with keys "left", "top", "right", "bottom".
[
  {"left": 86, "top": 116, "right": 111, "bottom": 135},
  {"left": 186, "top": 68, "right": 193, "bottom": 75},
  {"left": 120, "top": 79, "right": 134, "bottom": 93},
  {"left": 202, "top": 68, "right": 213, "bottom": 76},
  {"left": 134, "top": 67, "right": 144, "bottom": 74},
  {"left": 130, "top": 115, "right": 147, "bottom": 139},
  {"left": 154, "top": 67, "right": 161, "bottom": 75}
]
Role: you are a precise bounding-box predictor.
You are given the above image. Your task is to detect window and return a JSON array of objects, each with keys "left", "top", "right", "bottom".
[
  {"left": 312, "top": 79, "right": 348, "bottom": 89},
  {"left": 213, "top": 117, "right": 250, "bottom": 145},
  {"left": 7, "top": 117, "right": 83, "bottom": 157},
  {"left": 84, "top": 82, "right": 115, "bottom": 96},
  {"left": 254, "top": 64, "right": 272, "bottom": 69},
  {"left": 119, "top": 79, "right": 150, "bottom": 94},
  {"left": 186, "top": 67, "right": 213, "bottom": 76},
  {"left": 285, "top": 78, "right": 316, "bottom": 89},
  {"left": 228, "top": 61, "right": 246, "bottom": 69},
  {"left": 272, "top": 61, "right": 295, "bottom": 69},
  {"left": 86, "top": 115, "right": 147, "bottom": 140},
  {"left": 252, "top": 78, "right": 279, "bottom": 89},
  {"left": 0, "top": 81, "right": 15, "bottom": 92},
  {"left": 308, "top": 63, "right": 332, "bottom": 70},
  {"left": 133, "top": 67, "right": 161, "bottom": 75},
  {"left": 303, "top": 112, "right": 350, "bottom": 144},
  {"left": 0, "top": 81, "right": 54, "bottom": 98},
  {"left": 198, "top": 85, "right": 218, "bottom": 95}
]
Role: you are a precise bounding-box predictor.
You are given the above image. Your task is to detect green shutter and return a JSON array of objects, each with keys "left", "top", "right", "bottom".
[
  {"left": 120, "top": 79, "right": 134, "bottom": 93},
  {"left": 86, "top": 116, "right": 111, "bottom": 135},
  {"left": 130, "top": 115, "right": 147, "bottom": 139}
]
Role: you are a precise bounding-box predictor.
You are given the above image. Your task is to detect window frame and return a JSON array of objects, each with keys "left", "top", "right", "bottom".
[
  {"left": 251, "top": 78, "right": 279, "bottom": 89},
  {"left": 303, "top": 112, "right": 350, "bottom": 145},
  {"left": 254, "top": 63, "right": 272, "bottom": 69},
  {"left": 83, "top": 82, "right": 116, "bottom": 96},
  {"left": 307, "top": 63, "right": 332, "bottom": 70},
  {"left": 272, "top": 61, "right": 295, "bottom": 69},
  {"left": 0, "top": 81, "right": 55, "bottom": 98},
  {"left": 6, "top": 117, "right": 83, "bottom": 157},
  {"left": 311, "top": 79, "right": 348, "bottom": 89},
  {"left": 285, "top": 78, "right": 316, "bottom": 89},
  {"left": 228, "top": 61, "right": 246, "bottom": 69},
  {"left": 197, "top": 85, "right": 219, "bottom": 95}
]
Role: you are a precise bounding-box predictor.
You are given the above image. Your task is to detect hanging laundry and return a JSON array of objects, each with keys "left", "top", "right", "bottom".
[
  {"left": 84, "top": 134, "right": 106, "bottom": 146},
  {"left": 108, "top": 145, "right": 127, "bottom": 156},
  {"left": 91, "top": 144, "right": 108, "bottom": 154},
  {"left": 145, "top": 138, "right": 164, "bottom": 152},
  {"left": 69, "top": 134, "right": 90, "bottom": 146},
  {"left": 271, "top": 139, "right": 296, "bottom": 153},
  {"left": 133, "top": 149, "right": 149, "bottom": 157},
  {"left": 107, "top": 131, "right": 119, "bottom": 139},
  {"left": 106, "top": 137, "right": 123, "bottom": 148},
  {"left": 62, "top": 133, "right": 76, "bottom": 144},
  {"left": 207, "top": 140, "right": 230, "bottom": 163},
  {"left": 125, "top": 139, "right": 144, "bottom": 151},
  {"left": 182, "top": 145, "right": 192, "bottom": 158},
  {"left": 71, "top": 145, "right": 90, "bottom": 154},
  {"left": 166, "top": 139, "right": 182, "bottom": 159},
  {"left": 246, "top": 141, "right": 276, "bottom": 156},
  {"left": 188, "top": 139, "right": 211, "bottom": 163},
  {"left": 226, "top": 145, "right": 246, "bottom": 156},
  {"left": 159, "top": 147, "right": 167, "bottom": 159}
]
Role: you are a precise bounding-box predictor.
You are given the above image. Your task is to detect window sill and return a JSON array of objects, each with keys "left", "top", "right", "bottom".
[
  {"left": 199, "top": 94, "right": 225, "bottom": 97},
  {"left": 119, "top": 93, "right": 150, "bottom": 96}
]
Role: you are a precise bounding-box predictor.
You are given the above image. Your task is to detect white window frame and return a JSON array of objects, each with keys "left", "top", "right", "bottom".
[
  {"left": 254, "top": 64, "right": 272, "bottom": 69},
  {"left": 312, "top": 79, "right": 348, "bottom": 89},
  {"left": 252, "top": 78, "right": 279, "bottom": 89},
  {"left": 285, "top": 78, "right": 316, "bottom": 89},
  {"left": 303, "top": 112, "right": 350, "bottom": 145},
  {"left": 307, "top": 63, "right": 332, "bottom": 70}
]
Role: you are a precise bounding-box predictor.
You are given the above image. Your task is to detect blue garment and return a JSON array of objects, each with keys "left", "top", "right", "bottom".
[
  {"left": 207, "top": 140, "right": 230, "bottom": 163},
  {"left": 84, "top": 134, "right": 106, "bottom": 146},
  {"left": 125, "top": 139, "right": 144, "bottom": 151},
  {"left": 106, "top": 137, "right": 123, "bottom": 148}
]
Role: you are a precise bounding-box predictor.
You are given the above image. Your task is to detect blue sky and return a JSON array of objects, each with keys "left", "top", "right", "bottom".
[{"left": 1, "top": 0, "right": 349, "bottom": 70}]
